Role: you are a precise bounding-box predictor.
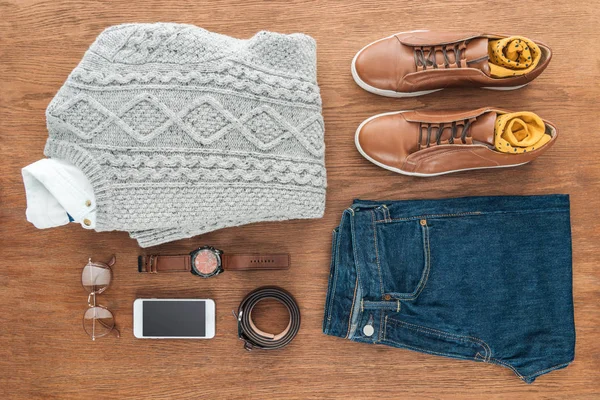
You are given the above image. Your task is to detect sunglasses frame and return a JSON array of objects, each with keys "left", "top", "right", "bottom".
[{"left": 81, "top": 255, "right": 120, "bottom": 340}]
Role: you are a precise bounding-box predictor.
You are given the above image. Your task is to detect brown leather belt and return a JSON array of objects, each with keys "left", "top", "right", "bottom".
[{"left": 235, "top": 287, "right": 300, "bottom": 351}]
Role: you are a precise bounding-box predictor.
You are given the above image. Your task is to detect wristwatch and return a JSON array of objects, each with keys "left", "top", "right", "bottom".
[{"left": 138, "top": 246, "right": 290, "bottom": 278}]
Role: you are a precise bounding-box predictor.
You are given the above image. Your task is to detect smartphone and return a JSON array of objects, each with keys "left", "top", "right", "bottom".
[{"left": 133, "top": 299, "right": 215, "bottom": 339}]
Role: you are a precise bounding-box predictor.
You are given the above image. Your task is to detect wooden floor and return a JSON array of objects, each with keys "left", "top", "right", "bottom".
[{"left": 1, "top": 1, "right": 599, "bottom": 398}]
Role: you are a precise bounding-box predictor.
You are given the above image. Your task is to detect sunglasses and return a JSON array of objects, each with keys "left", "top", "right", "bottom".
[{"left": 81, "top": 256, "right": 120, "bottom": 340}]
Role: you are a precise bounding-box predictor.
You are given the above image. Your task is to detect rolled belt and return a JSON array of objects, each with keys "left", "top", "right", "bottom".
[{"left": 235, "top": 286, "right": 300, "bottom": 351}]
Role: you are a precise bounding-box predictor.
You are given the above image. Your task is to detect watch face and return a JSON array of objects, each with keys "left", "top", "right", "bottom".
[{"left": 193, "top": 249, "right": 219, "bottom": 276}]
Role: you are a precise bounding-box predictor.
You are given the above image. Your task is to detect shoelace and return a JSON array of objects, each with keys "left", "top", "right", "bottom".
[
  {"left": 414, "top": 42, "right": 468, "bottom": 70},
  {"left": 418, "top": 118, "right": 475, "bottom": 149}
]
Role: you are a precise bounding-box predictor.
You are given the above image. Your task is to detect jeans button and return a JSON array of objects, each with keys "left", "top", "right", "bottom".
[
  {"left": 363, "top": 324, "right": 374, "bottom": 337},
  {"left": 384, "top": 294, "right": 391, "bottom": 301}
]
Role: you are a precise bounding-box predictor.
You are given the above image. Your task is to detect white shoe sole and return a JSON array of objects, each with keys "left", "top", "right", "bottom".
[
  {"left": 351, "top": 32, "right": 529, "bottom": 97},
  {"left": 354, "top": 110, "right": 530, "bottom": 177},
  {"left": 482, "top": 83, "right": 529, "bottom": 91}
]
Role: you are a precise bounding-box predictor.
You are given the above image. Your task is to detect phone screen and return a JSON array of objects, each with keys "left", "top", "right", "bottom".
[{"left": 143, "top": 300, "right": 206, "bottom": 337}]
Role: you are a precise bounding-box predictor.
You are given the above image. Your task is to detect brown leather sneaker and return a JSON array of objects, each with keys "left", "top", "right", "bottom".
[
  {"left": 355, "top": 108, "right": 558, "bottom": 177},
  {"left": 352, "top": 31, "right": 552, "bottom": 97}
]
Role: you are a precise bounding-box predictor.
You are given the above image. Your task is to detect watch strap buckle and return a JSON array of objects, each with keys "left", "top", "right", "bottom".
[
  {"left": 149, "top": 255, "right": 157, "bottom": 273},
  {"left": 137, "top": 255, "right": 158, "bottom": 273}
]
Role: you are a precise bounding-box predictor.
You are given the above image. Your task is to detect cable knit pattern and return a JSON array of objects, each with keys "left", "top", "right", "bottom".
[
  {"left": 69, "top": 66, "right": 322, "bottom": 105},
  {"left": 44, "top": 23, "right": 326, "bottom": 247}
]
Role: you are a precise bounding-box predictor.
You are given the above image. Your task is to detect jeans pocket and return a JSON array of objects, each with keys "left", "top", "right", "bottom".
[{"left": 375, "top": 218, "right": 430, "bottom": 300}]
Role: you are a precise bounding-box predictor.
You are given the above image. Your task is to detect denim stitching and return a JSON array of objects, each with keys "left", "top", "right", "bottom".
[
  {"left": 363, "top": 301, "right": 401, "bottom": 310},
  {"left": 390, "top": 318, "right": 489, "bottom": 359},
  {"left": 412, "top": 223, "right": 431, "bottom": 300},
  {"left": 375, "top": 208, "right": 568, "bottom": 223},
  {"left": 476, "top": 208, "right": 568, "bottom": 216},
  {"left": 345, "top": 276, "right": 358, "bottom": 339},
  {"left": 324, "top": 228, "right": 337, "bottom": 328},
  {"left": 384, "top": 315, "right": 388, "bottom": 340},
  {"left": 383, "top": 337, "right": 481, "bottom": 361},
  {"left": 346, "top": 209, "right": 361, "bottom": 339},
  {"left": 375, "top": 211, "right": 482, "bottom": 223},
  {"left": 381, "top": 204, "right": 391, "bottom": 222},
  {"left": 377, "top": 311, "right": 384, "bottom": 343},
  {"left": 523, "top": 362, "right": 572, "bottom": 380},
  {"left": 371, "top": 210, "right": 385, "bottom": 297},
  {"left": 326, "top": 212, "right": 345, "bottom": 324},
  {"left": 365, "top": 313, "right": 376, "bottom": 343},
  {"left": 489, "top": 357, "right": 524, "bottom": 380},
  {"left": 386, "top": 316, "right": 492, "bottom": 361},
  {"left": 388, "top": 222, "right": 431, "bottom": 301}
]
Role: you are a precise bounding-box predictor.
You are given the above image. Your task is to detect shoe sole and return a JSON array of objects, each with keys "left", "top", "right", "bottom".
[
  {"left": 355, "top": 110, "right": 530, "bottom": 177},
  {"left": 351, "top": 32, "right": 529, "bottom": 97}
]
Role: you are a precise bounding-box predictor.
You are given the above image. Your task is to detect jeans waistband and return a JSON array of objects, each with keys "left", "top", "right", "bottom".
[{"left": 352, "top": 194, "right": 570, "bottom": 220}]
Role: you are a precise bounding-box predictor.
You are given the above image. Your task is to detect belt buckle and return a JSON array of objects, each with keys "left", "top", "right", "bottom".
[{"left": 232, "top": 309, "right": 254, "bottom": 351}]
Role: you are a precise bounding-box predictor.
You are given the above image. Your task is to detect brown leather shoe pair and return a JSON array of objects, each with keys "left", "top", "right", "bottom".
[{"left": 352, "top": 31, "right": 557, "bottom": 176}]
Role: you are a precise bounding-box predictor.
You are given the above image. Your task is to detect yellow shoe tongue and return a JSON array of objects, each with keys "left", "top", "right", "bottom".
[
  {"left": 494, "top": 112, "right": 550, "bottom": 153},
  {"left": 488, "top": 36, "right": 541, "bottom": 78}
]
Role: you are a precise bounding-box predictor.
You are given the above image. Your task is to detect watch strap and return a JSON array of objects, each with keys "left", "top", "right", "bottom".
[
  {"left": 138, "top": 255, "right": 191, "bottom": 273},
  {"left": 222, "top": 254, "right": 290, "bottom": 271}
]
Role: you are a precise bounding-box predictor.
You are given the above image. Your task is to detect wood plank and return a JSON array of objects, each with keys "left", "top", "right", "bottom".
[{"left": 1, "top": 0, "right": 598, "bottom": 398}]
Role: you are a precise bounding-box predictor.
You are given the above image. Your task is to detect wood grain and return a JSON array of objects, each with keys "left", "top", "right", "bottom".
[{"left": 1, "top": 0, "right": 599, "bottom": 398}]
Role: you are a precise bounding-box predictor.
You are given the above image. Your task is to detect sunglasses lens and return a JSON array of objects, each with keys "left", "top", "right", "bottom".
[
  {"left": 83, "top": 307, "right": 115, "bottom": 340},
  {"left": 82, "top": 263, "right": 111, "bottom": 293}
]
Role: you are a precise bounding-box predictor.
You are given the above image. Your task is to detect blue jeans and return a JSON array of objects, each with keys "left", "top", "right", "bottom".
[{"left": 323, "top": 195, "right": 575, "bottom": 383}]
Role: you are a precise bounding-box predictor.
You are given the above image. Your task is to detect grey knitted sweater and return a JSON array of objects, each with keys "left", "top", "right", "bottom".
[{"left": 44, "top": 23, "right": 326, "bottom": 247}]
